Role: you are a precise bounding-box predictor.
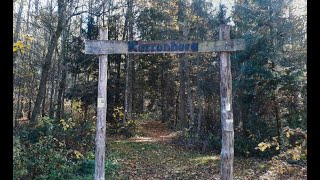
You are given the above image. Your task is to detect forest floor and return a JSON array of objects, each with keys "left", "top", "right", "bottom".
[{"left": 107, "top": 120, "right": 307, "bottom": 180}]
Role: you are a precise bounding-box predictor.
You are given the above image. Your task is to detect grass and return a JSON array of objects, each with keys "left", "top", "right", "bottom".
[
  {"left": 103, "top": 120, "right": 306, "bottom": 179},
  {"left": 107, "top": 139, "right": 221, "bottom": 179}
]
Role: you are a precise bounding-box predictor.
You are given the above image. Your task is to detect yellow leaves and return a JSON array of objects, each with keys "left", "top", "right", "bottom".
[
  {"left": 286, "top": 131, "right": 292, "bottom": 138},
  {"left": 60, "top": 119, "right": 70, "bottom": 131},
  {"left": 284, "top": 127, "right": 299, "bottom": 138},
  {"left": 13, "top": 41, "right": 24, "bottom": 52},
  {"left": 257, "top": 142, "right": 271, "bottom": 152},
  {"left": 287, "top": 145, "right": 302, "bottom": 161},
  {"left": 278, "top": 165, "right": 284, "bottom": 175},
  {"left": 13, "top": 34, "right": 33, "bottom": 54},
  {"left": 73, "top": 150, "right": 84, "bottom": 159},
  {"left": 113, "top": 106, "right": 124, "bottom": 119}
]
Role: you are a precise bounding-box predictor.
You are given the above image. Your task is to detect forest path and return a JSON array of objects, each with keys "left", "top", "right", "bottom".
[
  {"left": 128, "top": 120, "right": 176, "bottom": 143},
  {"left": 107, "top": 120, "right": 268, "bottom": 179},
  {"left": 108, "top": 120, "right": 221, "bottom": 179}
]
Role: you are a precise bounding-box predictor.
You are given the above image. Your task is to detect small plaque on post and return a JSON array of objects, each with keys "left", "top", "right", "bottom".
[
  {"left": 226, "top": 103, "right": 231, "bottom": 111},
  {"left": 97, "top": 98, "right": 105, "bottom": 108},
  {"left": 225, "top": 119, "right": 233, "bottom": 131}
]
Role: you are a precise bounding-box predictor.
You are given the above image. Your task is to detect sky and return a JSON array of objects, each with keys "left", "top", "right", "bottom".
[{"left": 213, "top": 0, "right": 307, "bottom": 17}]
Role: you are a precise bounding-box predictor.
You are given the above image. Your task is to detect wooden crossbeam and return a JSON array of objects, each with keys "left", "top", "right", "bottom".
[
  {"left": 85, "top": 26, "right": 246, "bottom": 180},
  {"left": 85, "top": 39, "right": 245, "bottom": 54}
]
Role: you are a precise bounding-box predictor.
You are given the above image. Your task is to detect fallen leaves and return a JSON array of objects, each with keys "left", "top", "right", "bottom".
[{"left": 106, "top": 120, "right": 306, "bottom": 179}]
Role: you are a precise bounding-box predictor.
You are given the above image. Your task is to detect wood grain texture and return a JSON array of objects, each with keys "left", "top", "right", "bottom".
[
  {"left": 85, "top": 39, "right": 245, "bottom": 54},
  {"left": 219, "top": 24, "right": 235, "bottom": 180},
  {"left": 94, "top": 27, "right": 108, "bottom": 180}
]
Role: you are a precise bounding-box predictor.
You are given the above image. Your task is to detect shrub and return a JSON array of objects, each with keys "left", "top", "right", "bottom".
[
  {"left": 78, "top": 159, "right": 95, "bottom": 176},
  {"left": 16, "top": 135, "right": 77, "bottom": 179},
  {"left": 256, "top": 126, "right": 307, "bottom": 162},
  {"left": 13, "top": 136, "right": 28, "bottom": 179},
  {"left": 105, "top": 154, "right": 120, "bottom": 176}
]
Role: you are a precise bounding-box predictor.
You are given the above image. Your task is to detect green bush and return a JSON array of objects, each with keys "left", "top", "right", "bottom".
[
  {"left": 106, "top": 154, "right": 120, "bottom": 176},
  {"left": 234, "top": 129, "right": 277, "bottom": 158},
  {"left": 77, "top": 154, "right": 120, "bottom": 178},
  {"left": 78, "top": 159, "right": 95, "bottom": 176},
  {"left": 13, "top": 136, "right": 28, "bottom": 179},
  {"left": 22, "top": 136, "right": 77, "bottom": 179},
  {"left": 13, "top": 114, "right": 124, "bottom": 179}
]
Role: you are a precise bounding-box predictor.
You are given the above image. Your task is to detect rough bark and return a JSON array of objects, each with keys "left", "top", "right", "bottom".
[
  {"left": 30, "top": 0, "right": 66, "bottom": 124},
  {"left": 124, "top": 55, "right": 130, "bottom": 124},
  {"left": 160, "top": 64, "right": 166, "bottom": 123},
  {"left": 196, "top": 56, "right": 203, "bottom": 134},
  {"left": 179, "top": 56, "right": 186, "bottom": 130},
  {"left": 49, "top": 74, "right": 55, "bottom": 119},
  {"left": 186, "top": 58, "right": 195, "bottom": 130},
  {"left": 94, "top": 27, "right": 108, "bottom": 180},
  {"left": 123, "top": 0, "right": 134, "bottom": 124},
  {"left": 56, "top": 42, "right": 67, "bottom": 120},
  {"left": 219, "top": 25, "right": 234, "bottom": 180},
  {"left": 178, "top": 0, "right": 187, "bottom": 130},
  {"left": 13, "top": 0, "right": 24, "bottom": 42},
  {"left": 41, "top": 86, "right": 47, "bottom": 117},
  {"left": 14, "top": 85, "right": 22, "bottom": 128}
]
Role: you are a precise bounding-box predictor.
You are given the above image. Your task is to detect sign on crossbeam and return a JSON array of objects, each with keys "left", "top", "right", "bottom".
[
  {"left": 85, "top": 25, "right": 245, "bottom": 180},
  {"left": 85, "top": 39, "right": 245, "bottom": 54}
]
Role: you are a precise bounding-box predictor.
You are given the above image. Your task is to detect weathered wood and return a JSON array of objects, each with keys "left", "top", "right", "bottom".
[
  {"left": 219, "top": 25, "right": 234, "bottom": 180},
  {"left": 84, "top": 24, "right": 245, "bottom": 180},
  {"left": 94, "top": 27, "right": 108, "bottom": 180},
  {"left": 84, "top": 39, "right": 245, "bottom": 54}
]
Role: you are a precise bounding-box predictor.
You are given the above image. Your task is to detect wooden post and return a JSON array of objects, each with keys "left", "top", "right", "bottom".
[
  {"left": 219, "top": 24, "right": 234, "bottom": 180},
  {"left": 84, "top": 26, "right": 245, "bottom": 180},
  {"left": 95, "top": 27, "right": 108, "bottom": 180}
]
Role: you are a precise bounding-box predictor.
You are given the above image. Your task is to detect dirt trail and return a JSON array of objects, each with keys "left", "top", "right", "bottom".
[
  {"left": 128, "top": 120, "right": 176, "bottom": 143},
  {"left": 107, "top": 120, "right": 305, "bottom": 179},
  {"left": 108, "top": 120, "right": 221, "bottom": 179}
]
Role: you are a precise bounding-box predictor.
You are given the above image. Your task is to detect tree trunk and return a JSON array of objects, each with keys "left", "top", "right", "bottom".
[
  {"left": 41, "top": 86, "right": 47, "bottom": 117},
  {"left": 178, "top": 0, "right": 187, "bottom": 130},
  {"left": 275, "top": 102, "right": 282, "bottom": 147},
  {"left": 196, "top": 55, "right": 203, "bottom": 134},
  {"left": 123, "top": 0, "right": 134, "bottom": 124},
  {"left": 115, "top": 55, "right": 121, "bottom": 106},
  {"left": 186, "top": 58, "right": 195, "bottom": 130},
  {"left": 197, "top": 103, "right": 203, "bottom": 134},
  {"left": 179, "top": 56, "right": 186, "bottom": 130},
  {"left": 13, "top": 0, "right": 24, "bottom": 42},
  {"left": 130, "top": 58, "right": 135, "bottom": 118},
  {"left": 14, "top": 85, "right": 22, "bottom": 128},
  {"left": 25, "top": 0, "right": 32, "bottom": 33},
  {"left": 30, "top": 0, "right": 66, "bottom": 124},
  {"left": 175, "top": 90, "right": 179, "bottom": 130},
  {"left": 49, "top": 75, "right": 55, "bottom": 119},
  {"left": 160, "top": 64, "right": 166, "bottom": 123},
  {"left": 28, "top": 97, "right": 32, "bottom": 120},
  {"left": 124, "top": 55, "right": 129, "bottom": 125},
  {"left": 27, "top": 77, "right": 34, "bottom": 120},
  {"left": 237, "top": 102, "right": 244, "bottom": 131},
  {"left": 56, "top": 25, "right": 69, "bottom": 120}
]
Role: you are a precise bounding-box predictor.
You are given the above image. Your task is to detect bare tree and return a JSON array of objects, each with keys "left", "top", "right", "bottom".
[{"left": 30, "top": 0, "right": 66, "bottom": 123}]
